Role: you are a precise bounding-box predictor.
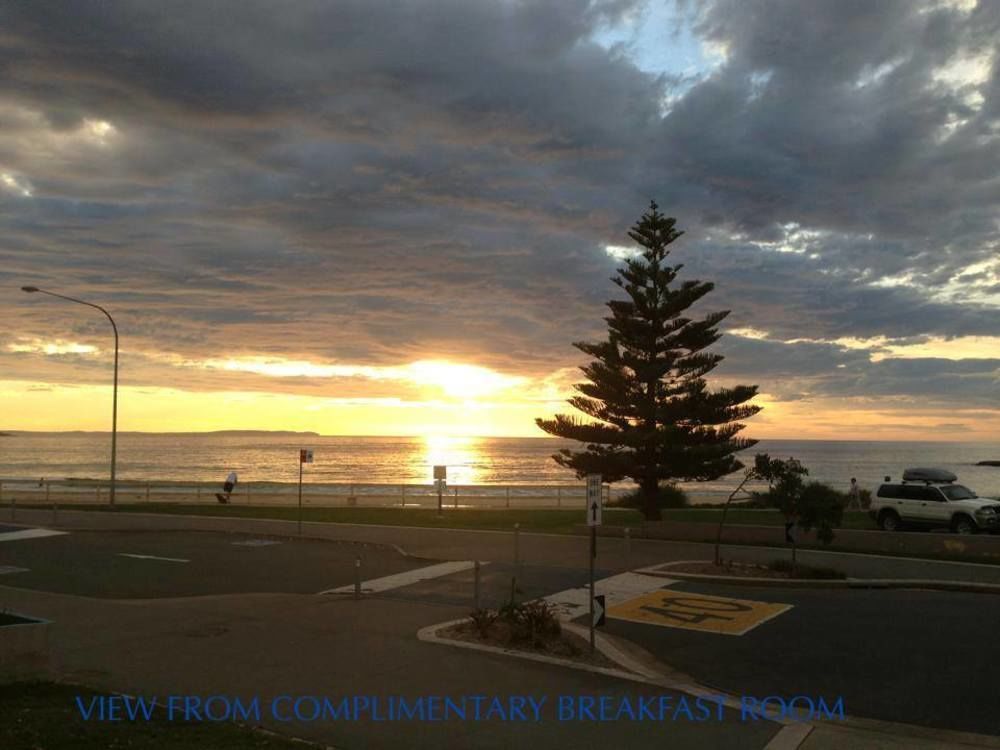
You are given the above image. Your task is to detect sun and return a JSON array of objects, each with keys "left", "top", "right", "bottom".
[{"left": 402, "top": 360, "right": 526, "bottom": 400}]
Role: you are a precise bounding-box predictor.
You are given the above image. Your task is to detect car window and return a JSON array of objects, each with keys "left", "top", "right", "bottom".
[
  {"left": 877, "top": 484, "right": 902, "bottom": 498},
  {"left": 941, "top": 485, "right": 977, "bottom": 501},
  {"left": 900, "top": 485, "right": 926, "bottom": 501}
]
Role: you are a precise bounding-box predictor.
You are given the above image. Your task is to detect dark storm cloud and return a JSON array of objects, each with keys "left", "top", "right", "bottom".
[{"left": 1, "top": 0, "right": 997, "bottom": 409}]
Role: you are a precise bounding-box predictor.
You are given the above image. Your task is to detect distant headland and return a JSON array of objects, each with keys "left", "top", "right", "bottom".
[{"left": 0, "top": 430, "right": 320, "bottom": 437}]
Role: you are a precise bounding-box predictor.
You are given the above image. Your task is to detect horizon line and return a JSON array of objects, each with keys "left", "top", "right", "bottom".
[{"left": 0, "top": 429, "right": 996, "bottom": 445}]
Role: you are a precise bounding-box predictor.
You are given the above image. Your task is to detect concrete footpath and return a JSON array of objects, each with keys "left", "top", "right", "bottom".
[{"left": 12, "top": 507, "right": 1000, "bottom": 584}]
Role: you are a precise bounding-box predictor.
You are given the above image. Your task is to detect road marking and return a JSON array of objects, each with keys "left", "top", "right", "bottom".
[
  {"left": 609, "top": 590, "right": 792, "bottom": 636},
  {"left": 319, "top": 560, "right": 480, "bottom": 594},
  {"left": 231, "top": 539, "right": 282, "bottom": 547},
  {"left": 118, "top": 553, "right": 190, "bottom": 563},
  {"left": 542, "top": 572, "right": 678, "bottom": 621},
  {"left": 0, "top": 566, "right": 29, "bottom": 575},
  {"left": 764, "top": 723, "right": 813, "bottom": 750},
  {"left": 0, "top": 528, "right": 67, "bottom": 543}
]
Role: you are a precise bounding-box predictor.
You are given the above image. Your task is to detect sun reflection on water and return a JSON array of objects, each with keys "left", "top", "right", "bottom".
[{"left": 415, "top": 435, "right": 485, "bottom": 485}]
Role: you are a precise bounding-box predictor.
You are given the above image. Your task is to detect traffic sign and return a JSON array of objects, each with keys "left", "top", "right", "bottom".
[
  {"left": 433, "top": 465, "right": 447, "bottom": 480},
  {"left": 300, "top": 449, "right": 313, "bottom": 464},
  {"left": 586, "top": 474, "right": 602, "bottom": 526},
  {"left": 784, "top": 521, "right": 796, "bottom": 543},
  {"left": 593, "top": 594, "right": 606, "bottom": 627}
]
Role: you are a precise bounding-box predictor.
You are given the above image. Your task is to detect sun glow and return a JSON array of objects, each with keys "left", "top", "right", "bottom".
[
  {"left": 197, "top": 356, "right": 525, "bottom": 399},
  {"left": 417, "top": 434, "right": 484, "bottom": 484}
]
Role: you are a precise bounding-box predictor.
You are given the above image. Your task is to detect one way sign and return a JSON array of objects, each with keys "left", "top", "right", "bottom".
[{"left": 586, "top": 474, "right": 602, "bottom": 526}]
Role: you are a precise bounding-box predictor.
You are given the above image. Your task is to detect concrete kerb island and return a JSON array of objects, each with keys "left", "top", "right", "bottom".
[
  {"left": 638, "top": 560, "right": 1000, "bottom": 594},
  {"left": 0, "top": 611, "right": 52, "bottom": 682}
]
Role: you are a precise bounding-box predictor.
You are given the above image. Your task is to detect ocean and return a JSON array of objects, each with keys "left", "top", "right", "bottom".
[{"left": 1, "top": 433, "right": 998, "bottom": 503}]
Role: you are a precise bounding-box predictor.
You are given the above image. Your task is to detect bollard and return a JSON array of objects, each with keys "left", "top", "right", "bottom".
[
  {"left": 624, "top": 527, "right": 631, "bottom": 561},
  {"left": 505, "top": 487, "right": 510, "bottom": 509},
  {"left": 96, "top": 486, "right": 101, "bottom": 503},
  {"left": 354, "top": 556, "right": 362, "bottom": 600},
  {"left": 454, "top": 486, "right": 458, "bottom": 509},
  {"left": 146, "top": 483, "right": 151, "bottom": 502},
  {"left": 509, "top": 575, "right": 517, "bottom": 605},
  {"left": 513, "top": 523, "right": 520, "bottom": 567},
  {"left": 473, "top": 560, "right": 481, "bottom": 610},
  {"left": 401, "top": 484, "right": 406, "bottom": 507},
  {"left": 46, "top": 482, "right": 51, "bottom": 504},
  {"left": 557, "top": 486, "right": 561, "bottom": 508},
  {"left": 10, "top": 494, "right": 15, "bottom": 522},
  {"left": 197, "top": 486, "right": 202, "bottom": 501},
  {"left": 52, "top": 500, "right": 58, "bottom": 525}
]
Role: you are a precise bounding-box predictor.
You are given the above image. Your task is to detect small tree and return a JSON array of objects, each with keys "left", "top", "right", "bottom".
[
  {"left": 713, "top": 454, "right": 769, "bottom": 566},
  {"left": 754, "top": 455, "right": 843, "bottom": 572},
  {"left": 536, "top": 202, "right": 761, "bottom": 520}
]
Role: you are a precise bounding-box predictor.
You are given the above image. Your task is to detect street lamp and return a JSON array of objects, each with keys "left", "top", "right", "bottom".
[{"left": 21, "top": 286, "right": 119, "bottom": 507}]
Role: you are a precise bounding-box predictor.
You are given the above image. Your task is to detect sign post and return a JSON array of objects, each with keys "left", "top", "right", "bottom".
[
  {"left": 434, "top": 465, "right": 447, "bottom": 517},
  {"left": 586, "top": 474, "right": 602, "bottom": 653},
  {"left": 298, "top": 449, "right": 313, "bottom": 535}
]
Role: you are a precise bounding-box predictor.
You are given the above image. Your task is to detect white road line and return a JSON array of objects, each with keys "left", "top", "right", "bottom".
[
  {"left": 542, "top": 572, "right": 678, "bottom": 621},
  {"left": 0, "top": 566, "right": 29, "bottom": 575},
  {"left": 0, "top": 528, "right": 67, "bottom": 543},
  {"left": 117, "top": 553, "right": 190, "bottom": 563},
  {"left": 319, "top": 560, "right": 480, "bottom": 595},
  {"left": 763, "top": 723, "right": 813, "bottom": 750}
]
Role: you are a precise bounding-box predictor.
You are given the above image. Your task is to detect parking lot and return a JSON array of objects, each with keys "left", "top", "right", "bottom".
[{"left": 0, "top": 526, "right": 422, "bottom": 598}]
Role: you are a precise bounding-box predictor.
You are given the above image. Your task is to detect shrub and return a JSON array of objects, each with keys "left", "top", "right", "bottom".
[
  {"left": 469, "top": 608, "right": 497, "bottom": 638},
  {"left": 470, "top": 600, "right": 562, "bottom": 649},
  {"left": 614, "top": 483, "right": 688, "bottom": 510}
]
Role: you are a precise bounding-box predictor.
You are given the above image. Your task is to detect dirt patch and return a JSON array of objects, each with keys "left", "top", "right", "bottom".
[{"left": 440, "top": 619, "right": 618, "bottom": 669}]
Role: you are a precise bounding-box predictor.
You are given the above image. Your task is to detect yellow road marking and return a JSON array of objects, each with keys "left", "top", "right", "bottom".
[{"left": 608, "top": 590, "right": 792, "bottom": 636}]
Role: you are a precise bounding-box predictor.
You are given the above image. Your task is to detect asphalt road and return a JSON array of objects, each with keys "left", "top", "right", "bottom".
[
  {"left": 605, "top": 580, "right": 1000, "bottom": 736},
  {"left": 0, "top": 529, "right": 420, "bottom": 598},
  {"left": 4, "top": 519, "right": 998, "bottom": 740}
]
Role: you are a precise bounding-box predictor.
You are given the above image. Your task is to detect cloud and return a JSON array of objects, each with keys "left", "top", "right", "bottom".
[{"left": 0, "top": 0, "right": 997, "bottom": 433}]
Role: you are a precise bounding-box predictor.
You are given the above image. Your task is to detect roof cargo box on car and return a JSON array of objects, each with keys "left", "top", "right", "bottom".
[{"left": 902, "top": 467, "right": 957, "bottom": 483}]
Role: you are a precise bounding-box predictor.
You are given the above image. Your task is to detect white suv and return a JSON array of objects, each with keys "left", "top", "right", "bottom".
[{"left": 870, "top": 468, "right": 1000, "bottom": 534}]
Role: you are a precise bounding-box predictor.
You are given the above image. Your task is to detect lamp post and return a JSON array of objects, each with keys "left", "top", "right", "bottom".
[{"left": 21, "top": 286, "right": 119, "bottom": 507}]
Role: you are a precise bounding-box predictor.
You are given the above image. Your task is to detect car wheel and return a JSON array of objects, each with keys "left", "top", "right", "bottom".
[
  {"left": 878, "top": 510, "right": 902, "bottom": 532},
  {"left": 952, "top": 515, "right": 976, "bottom": 535}
]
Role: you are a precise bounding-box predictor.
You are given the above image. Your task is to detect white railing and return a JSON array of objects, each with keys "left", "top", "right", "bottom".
[{"left": 0, "top": 479, "right": 616, "bottom": 510}]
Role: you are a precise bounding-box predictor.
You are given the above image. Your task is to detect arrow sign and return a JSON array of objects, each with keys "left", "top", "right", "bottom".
[
  {"left": 784, "top": 521, "right": 796, "bottom": 544},
  {"left": 586, "top": 474, "right": 602, "bottom": 526},
  {"left": 593, "top": 594, "right": 606, "bottom": 627}
]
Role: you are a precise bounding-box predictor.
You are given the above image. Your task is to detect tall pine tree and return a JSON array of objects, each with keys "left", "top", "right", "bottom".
[{"left": 536, "top": 202, "right": 761, "bottom": 521}]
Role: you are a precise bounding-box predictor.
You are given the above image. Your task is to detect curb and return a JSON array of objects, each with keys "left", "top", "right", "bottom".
[
  {"left": 637, "top": 561, "right": 1000, "bottom": 594},
  {"left": 416, "top": 618, "right": 661, "bottom": 685}
]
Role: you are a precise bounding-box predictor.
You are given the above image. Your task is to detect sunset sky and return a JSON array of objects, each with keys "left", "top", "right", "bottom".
[{"left": 2, "top": 1, "right": 998, "bottom": 441}]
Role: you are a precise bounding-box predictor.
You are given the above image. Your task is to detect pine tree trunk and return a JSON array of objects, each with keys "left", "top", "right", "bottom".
[{"left": 641, "top": 476, "right": 660, "bottom": 521}]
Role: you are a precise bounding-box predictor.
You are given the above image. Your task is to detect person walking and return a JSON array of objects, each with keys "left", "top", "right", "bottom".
[{"left": 848, "top": 477, "right": 861, "bottom": 511}]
